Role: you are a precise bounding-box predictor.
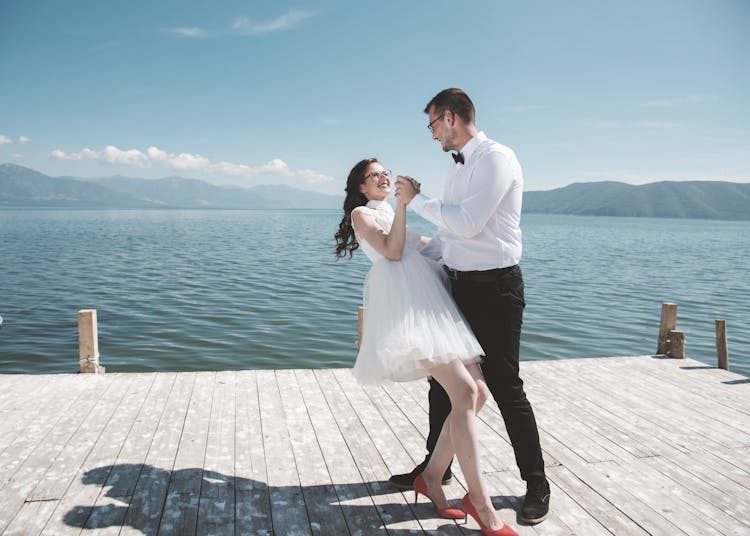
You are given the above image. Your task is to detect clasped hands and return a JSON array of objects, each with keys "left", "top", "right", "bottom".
[{"left": 395, "top": 175, "right": 421, "bottom": 205}]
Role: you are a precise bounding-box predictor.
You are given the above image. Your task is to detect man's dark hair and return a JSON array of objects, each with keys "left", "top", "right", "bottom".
[{"left": 424, "top": 88, "right": 476, "bottom": 125}]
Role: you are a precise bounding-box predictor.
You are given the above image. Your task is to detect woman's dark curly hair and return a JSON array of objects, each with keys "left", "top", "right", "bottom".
[{"left": 334, "top": 157, "right": 378, "bottom": 258}]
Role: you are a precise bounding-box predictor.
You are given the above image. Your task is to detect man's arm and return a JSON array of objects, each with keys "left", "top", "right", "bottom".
[
  {"left": 419, "top": 234, "right": 443, "bottom": 261},
  {"left": 410, "top": 152, "right": 517, "bottom": 238}
]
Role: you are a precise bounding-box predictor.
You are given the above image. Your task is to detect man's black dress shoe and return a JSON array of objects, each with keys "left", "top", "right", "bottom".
[
  {"left": 388, "top": 459, "right": 452, "bottom": 490},
  {"left": 520, "top": 479, "right": 550, "bottom": 524}
]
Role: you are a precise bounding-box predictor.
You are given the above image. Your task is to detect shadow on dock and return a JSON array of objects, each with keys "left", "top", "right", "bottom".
[{"left": 63, "top": 463, "right": 518, "bottom": 534}]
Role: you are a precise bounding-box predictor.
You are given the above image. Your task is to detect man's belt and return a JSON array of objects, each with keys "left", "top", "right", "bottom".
[{"left": 443, "top": 265, "right": 518, "bottom": 282}]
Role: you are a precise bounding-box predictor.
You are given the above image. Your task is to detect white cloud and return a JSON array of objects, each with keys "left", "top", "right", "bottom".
[
  {"left": 51, "top": 146, "right": 148, "bottom": 167},
  {"left": 258, "top": 158, "right": 289, "bottom": 173},
  {"left": 169, "top": 152, "right": 212, "bottom": 171},
  {"left": 231, "top": 10, "right": 317, "bottom": 35},
  {"left": 50, "top": 148, "right": 97, "bottom": 160},
  {"left": 0, "top": 135, "right": 12, "bottom": 145},
  {"left": 147, "top": 146, "right": 212, "bottom": 171},
  {"left": 146, "top": 145, "right": 211, "bottom": 171},
  {"left": 212, "top": 161, "right": 253, "bottom": 176},
  {"left": 49, "top": 143, "right": 334, "bottom": 184},
  {"left": 642, "top": 95, "right": 706, "bottom": 107},
  {"left": 167, "top": 27, "right": 207, "bottom": 38},
  {"left": 297, "top": 169, "right": 334, "bottom": 184},
  {"left": 19, "top": 136, "right": 30, "bottom": 143},
  {"left": 101, "top": 145, "right": 149, "bottom": 167},
  {"left": 146, "top": 146, "right": 169, "bottom": 161}
]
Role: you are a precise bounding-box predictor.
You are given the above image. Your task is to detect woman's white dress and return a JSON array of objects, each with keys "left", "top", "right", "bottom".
[{"left": 351, "top": 200, "right": 483, "bottom": 384}]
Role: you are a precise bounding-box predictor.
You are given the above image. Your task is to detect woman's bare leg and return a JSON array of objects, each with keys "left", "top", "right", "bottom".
[
  {"left": 421, "top": 363, "right": 489, "bottom": 482},
  {"left": 419, "top": 360, "right": 501, "bottom": 529}
]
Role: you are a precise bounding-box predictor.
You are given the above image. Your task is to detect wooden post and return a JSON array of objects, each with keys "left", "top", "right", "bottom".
[
  {"left": 357, "top": 307, "right": 364, "bottom": 350},
  {"left": 657, "top": 302, "right": 678, "bottom": 355},
  {"left": 78, "top": 309, "right": 104, "bottom": 373},
  {"left": 716, "top": 320, "right": 729, "bottom": 370},
  {"left": 667, "top": 330, "right": 685, "bottom": 359}
]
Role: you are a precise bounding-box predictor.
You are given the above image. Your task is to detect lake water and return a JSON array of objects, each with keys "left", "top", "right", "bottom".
[{"left": 1, "top": 209, "right": 748, "bottom": 377}]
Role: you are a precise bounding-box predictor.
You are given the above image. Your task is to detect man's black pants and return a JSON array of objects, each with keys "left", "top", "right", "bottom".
[{"left": 426, "top": 264, "right": 546, "bottom": 485}]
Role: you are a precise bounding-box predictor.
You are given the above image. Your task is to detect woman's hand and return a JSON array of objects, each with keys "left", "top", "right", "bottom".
[{"left": 395, "top": 176, "right": 420, "bottom": 205}]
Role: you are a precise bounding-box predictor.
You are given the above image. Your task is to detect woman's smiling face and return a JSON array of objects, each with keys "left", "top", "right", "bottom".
[{"left": 359, "top": 162, "right": 392, "bottom": 201}]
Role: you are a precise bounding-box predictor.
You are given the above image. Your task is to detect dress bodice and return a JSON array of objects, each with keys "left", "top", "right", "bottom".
[{"left": 353, "top": 200, "right": 421, "bottom": 263}]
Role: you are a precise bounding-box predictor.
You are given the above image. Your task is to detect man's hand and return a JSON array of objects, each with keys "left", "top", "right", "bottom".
[{"left": 395, "top": 175, "right": 421, "bottom": 205}]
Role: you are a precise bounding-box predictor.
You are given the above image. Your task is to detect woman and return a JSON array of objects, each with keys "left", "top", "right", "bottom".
[{"left": 335, "top": 158, "right": 518, "bottom": 536}]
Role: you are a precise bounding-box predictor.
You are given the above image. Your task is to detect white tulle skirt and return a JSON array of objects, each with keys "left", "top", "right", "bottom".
[{"left": 353, "top": 251, "right": 483, "bottom": 384}]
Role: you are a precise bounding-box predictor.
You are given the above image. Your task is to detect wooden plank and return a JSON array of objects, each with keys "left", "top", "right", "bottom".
[
  {"left": 519, "top": 372, "right": 625, "bottom": 464},
  {"left": 710, "top": 445, "right": 750, "bottom": 473},
  {"left": 375, "top": 380, "right": 433, "bottom": 468},
  {"left": 118, "top": 372, "right": 193, "bottom": 536},
  {"left": 234, "top": 370, "right": 273, "bottom": 536},
  {"left": 298, "top": 369, "right": 388, "bottom": 534},
  {"left": 663, "top": 450, "right": 750, "bottom": 502},
  {"left": 69, "top": 374, "right": 160, "bottom": 535},
  {"left": 528, "top": 358, "right": 738, "bottom": 458},
  {"left": 595, "top": 458, "right": 726, "bottom": 536},
  {"left": 559, "top": 460, "right": 690, "bottom": 535},
  {"left": 195, "top": 370, "right": 237, "bottom": 536},
  {"left": 524, "top": 362, "right": 672, "bottom": 460},
  {"left": 0, "top": 375, "right": 54, "bottom": 452},
  {"left": 278, "top": 369, "right": 350, "bottom": 535},
  {"left": 29, "top": 374, "right": 147, "bottom": 502},
  {"left": 256, "top": 370, "right": 311, "bottom": 535},
  {"left": 359, "top": 380, "right": 429, "bottom": 473},
  {"left": 40, "top": 373, "right": 178, "bottom": 535},
  {"left": 15, "top": 374, "right": 145, "bottom": 535},
  {"left": 333, "top": 369, "right": 439, "bottom": 534},
  {"left": 0, "top": 375, "right": 115, "bottom": 533},
  {"left": 0, "top": 356, "right": 747, "bottom": 536},
  {"left": 644, "top": 454, "right": 750, "bottom": 532},
  {"left": 548, "top": 464, "right": 649, "bottom": 535},
  {"left": 614, "top": 356, "right": 749, "bottom": 412},
  {"left": 0, "top": 376, "right": 98, "bottom": 485},
  {"left": 598, "top": 357, "right": 750, "bottom": 444},
  {"left": 158, "top": 372, "right": 215, "bottom": 535},
  {"left": 1, "top": 499, "right": 59, "bottom": 536}
]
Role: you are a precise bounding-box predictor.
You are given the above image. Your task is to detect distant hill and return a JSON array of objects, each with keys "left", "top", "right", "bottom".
[
  {"left": 3, "top": 163, "right": 748, "bottom": 219},
  {"left": 0, "top": 163, "right": 144, "bottom": 207},
  {"left": 524, "top": 180, "right": 750, "bottom": 220},
  {"left": 0, "top": 163, "right": 342, "bottom": 209}
]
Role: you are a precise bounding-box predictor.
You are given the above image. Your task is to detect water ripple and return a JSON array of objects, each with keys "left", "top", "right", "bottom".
[{"left": 1, "top": 210, "right": 748, "bottom": 376}]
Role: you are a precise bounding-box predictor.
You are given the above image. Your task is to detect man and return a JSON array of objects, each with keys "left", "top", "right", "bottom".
[{"left": 392, "top": 88, "right": 550, "bottom": 525}]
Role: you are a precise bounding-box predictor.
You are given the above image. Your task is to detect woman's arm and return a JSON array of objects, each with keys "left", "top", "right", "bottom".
[{"left": 351, "top": 202, "right": 407, "bottom": 261}]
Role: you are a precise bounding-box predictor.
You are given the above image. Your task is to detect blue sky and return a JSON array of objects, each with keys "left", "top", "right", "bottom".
[{"left": 1, "top": 0, "right": 748, "bottom": 195}]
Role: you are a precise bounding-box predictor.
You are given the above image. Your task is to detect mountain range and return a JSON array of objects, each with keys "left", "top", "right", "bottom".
[
  {"left": 0, "top": 163, "right": 340, "bottom": 209},
  {"left": 2, "top": 163, "right": 749, "bottom": 219},
  {"left": 523, "top": 180, "right": 750, "bottom": 220}
]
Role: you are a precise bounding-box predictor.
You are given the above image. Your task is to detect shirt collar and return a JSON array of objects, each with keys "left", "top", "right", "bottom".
[
  {"left": 458, "top": 131, "right": 487, "bottom": 163},
  {"left": 365, "top": 199, "right": 393, "bottom": 212}
]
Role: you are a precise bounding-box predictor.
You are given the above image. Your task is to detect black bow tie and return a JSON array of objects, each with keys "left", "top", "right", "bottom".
[{"left": 452, "top": 152, "right": 464, "bottom": 164}]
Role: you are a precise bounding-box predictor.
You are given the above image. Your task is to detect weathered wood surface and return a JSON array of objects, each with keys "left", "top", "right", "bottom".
[{"left": 0, "top": 356, "right": 748, "bottom": 535}]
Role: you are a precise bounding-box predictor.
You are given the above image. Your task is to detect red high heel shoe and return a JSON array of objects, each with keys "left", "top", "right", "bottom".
[
  {"left": 413, "top": 474, "right": 465, "bottom": 519},
  {"left": 461, "top": 494, "right": 518, "bottom": 536}
]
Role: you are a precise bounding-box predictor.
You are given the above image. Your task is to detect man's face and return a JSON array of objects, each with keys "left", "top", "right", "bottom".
[{"left": 427, "top": 106, "right": 456, "bottom": 153}]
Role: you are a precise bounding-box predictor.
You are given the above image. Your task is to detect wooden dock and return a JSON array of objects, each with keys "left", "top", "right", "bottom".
[{"left": 0, "top": 355, "right": 748, "bottom": 535}]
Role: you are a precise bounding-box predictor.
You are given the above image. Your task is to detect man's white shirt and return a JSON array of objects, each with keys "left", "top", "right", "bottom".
[{"left": 411, "top": 131, "right": 523, "bottom": 271}]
